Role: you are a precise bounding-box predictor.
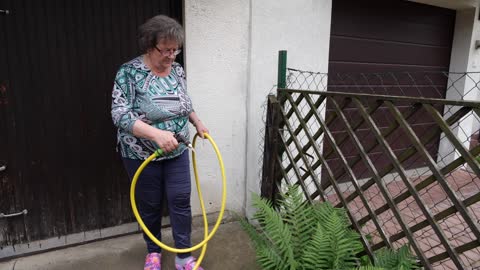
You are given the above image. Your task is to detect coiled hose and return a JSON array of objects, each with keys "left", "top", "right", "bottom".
[{"left": 130, "top": 133, "right": 226, "bottom": 270}]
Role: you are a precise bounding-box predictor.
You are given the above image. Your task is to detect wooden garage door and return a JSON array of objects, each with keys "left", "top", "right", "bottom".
[
  {"left": 0, "top": 0, "right": 182, "bottom": 257},
  {"left": 325, "top": 0, "right": 456, "bottom": 181}
]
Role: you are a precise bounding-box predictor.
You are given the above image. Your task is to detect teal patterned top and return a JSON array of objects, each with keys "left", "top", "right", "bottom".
[{"left": 111, "top": 57, "right": 193, "bottom": 160}]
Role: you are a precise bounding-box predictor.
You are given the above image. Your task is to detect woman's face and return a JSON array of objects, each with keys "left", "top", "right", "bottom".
[{"left": 150, "top": 39, "right": 179, "bottom": 71}]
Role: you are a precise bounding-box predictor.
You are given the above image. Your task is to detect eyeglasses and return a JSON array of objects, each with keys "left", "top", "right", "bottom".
[{"left": 154, "top": 46, "right": 182, "bottom": 57}]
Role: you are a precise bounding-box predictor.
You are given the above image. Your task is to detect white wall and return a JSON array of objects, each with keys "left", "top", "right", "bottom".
[
  {"left": 184, "top": 0, "right": 250, "bottom": 215},
  {"left": 438, "top": 6, "right": 480, "bottom": 165},
  {"left": 245, "top": 0, "right": 331, "bottom": 217},
  {"left": 184, "top": 0, "right": 332, "bottom": 218},
  {"left": 184, "top": 0, "right": 249, "bottom": 215}
]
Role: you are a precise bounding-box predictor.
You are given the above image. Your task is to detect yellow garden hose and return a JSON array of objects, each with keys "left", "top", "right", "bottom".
[{"left": 130, "top": 133, "right": 226, "bottom": 270}]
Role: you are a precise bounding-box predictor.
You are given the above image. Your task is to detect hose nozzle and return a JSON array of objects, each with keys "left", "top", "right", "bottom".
[{"left": 174, "top": 133, "right": 195, "bottom": 153}]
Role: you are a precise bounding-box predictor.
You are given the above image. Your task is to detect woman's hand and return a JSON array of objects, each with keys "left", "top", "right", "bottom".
[
  {"left": 189, "top": 112, "right": 209, "bottom": 139},
  {"left": 194, "top": 120, "right": 209, "bottom": 139},
  {"left": 152, "top": 129, "right": 178, "bottom": 153}
]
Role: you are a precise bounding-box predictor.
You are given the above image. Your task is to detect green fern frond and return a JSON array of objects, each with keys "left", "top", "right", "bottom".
[
  {"left": 301, "top": 223, "right": 333, "bottom": 270},
  {"left": 375, "top": 245, "right": 418, "bottom": 270},
  {"left": 251, "top": 193, "right": 295, "bottom": 266},
  {"left": 242, "top": 184, "right": 419, "bottom": 270},
  {"left": 238, "top": 217, "right": 269, "bottom": 249},
  {"left": 279, "top": 185, "right": 316, "bottom": 260},
  {"left": 313, "top": 200, "right": 337, "bottom": 223},
  {"left": 396, "top": 245, "right": 419, "bottom": 269},
  {"left": 329, "top": 213, "right": 361, "bottom": 269},
  {"left": 251, "top": 194, "right": 274, "bottom": 226},
  {"left": 256, "top": 245, "right": 286, "bottom": 270},
  {"left": 353, "top": 266, "right": 386, "bottom": 270}
]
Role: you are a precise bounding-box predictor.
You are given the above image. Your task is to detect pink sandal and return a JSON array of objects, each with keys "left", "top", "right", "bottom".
[
  {"left": 144, "top": 252, "right": 161, "bottom": 270},
  {"left": 175, "top": 257, "right": 204, "bottom": 270}
]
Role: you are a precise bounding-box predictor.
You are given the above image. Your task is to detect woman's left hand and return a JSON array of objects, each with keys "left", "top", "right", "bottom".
[{"left": 195, "top": 121, "right": 209, "bottom": 139}]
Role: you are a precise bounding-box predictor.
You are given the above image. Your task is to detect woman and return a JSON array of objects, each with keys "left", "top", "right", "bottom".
[{"left": 111, "top": 15, "right": 208, "bottom": 270}]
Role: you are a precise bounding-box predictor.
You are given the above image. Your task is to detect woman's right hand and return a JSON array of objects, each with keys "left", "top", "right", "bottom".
[
  {"left": 152, "top": 130, "right": 178, "bottom": 153},
  {"left": 131, "top": 120, "right": 178, "bottom": 153}
]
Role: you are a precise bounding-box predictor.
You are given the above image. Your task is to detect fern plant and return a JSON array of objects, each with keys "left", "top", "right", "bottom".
[
  {"left": 374, "top": 245, "right": 419, "bottom": 270},
  {"left": 241, "top": 184, "right": 418, "bottom": 270}
]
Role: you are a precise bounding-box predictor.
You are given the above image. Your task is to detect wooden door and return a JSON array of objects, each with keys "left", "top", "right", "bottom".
[{"left": 0, "top": 0, "right": 182, "bottom": 257}]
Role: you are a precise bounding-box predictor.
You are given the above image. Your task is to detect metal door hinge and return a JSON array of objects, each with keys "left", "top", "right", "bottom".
[
  {"left": 0, "top": 209, "right": 28, "bottom": 218},
  {"left": 0, "top": 9, "right": 10, "bottom": 15},
  {"left": 0, "top": 81, "right": 7, "bottom": 106}
]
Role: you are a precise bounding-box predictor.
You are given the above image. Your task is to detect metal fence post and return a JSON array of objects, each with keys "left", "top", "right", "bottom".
[
  {"left": 277, "top": 50, "right": 287, "bottom": 89},
  {"left": 277, "top": 50, "right": 287, "bottom": 104},
  {"left": 261, "top": 51, "right": 288, "bottom": 203}
]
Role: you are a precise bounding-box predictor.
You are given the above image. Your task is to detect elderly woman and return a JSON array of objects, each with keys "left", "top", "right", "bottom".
[{"left": 111, "top": 15, "right": 208, "bottom": 270}]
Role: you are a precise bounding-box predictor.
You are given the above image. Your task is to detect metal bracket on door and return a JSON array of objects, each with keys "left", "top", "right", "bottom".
[
  {"left": 0, "top": 10, "right": 10, "bottom": 15},
  {"left": 0, "top": 209, "right": 28, "bottom": 219}
]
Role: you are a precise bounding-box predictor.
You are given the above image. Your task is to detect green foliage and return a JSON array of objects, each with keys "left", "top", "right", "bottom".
[
  {"left": 374, "top": 245, "right": 419, "bottom": 270},
  {"left": 240, "top": 184, "right": 419, "bottom": 270},
  {"left": 354, "top": 267, "right": 387, "bottom": 270}
]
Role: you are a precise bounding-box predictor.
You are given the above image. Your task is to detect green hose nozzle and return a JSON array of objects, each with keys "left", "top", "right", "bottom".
[{"left": 155, "top": 134, "right": 195, "bottom": 156}]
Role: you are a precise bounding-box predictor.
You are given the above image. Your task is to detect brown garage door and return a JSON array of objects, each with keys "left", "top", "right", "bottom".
[{"left": 325, "top": 0, "right": 456, "bottom": 181}]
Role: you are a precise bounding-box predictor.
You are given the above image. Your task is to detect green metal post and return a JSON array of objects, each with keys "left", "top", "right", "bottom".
[
  {"left": 277, "top": 50, "right": 287, "bottom": 107},
  {"left": 277, "top": 50, "right": 287, "bottom": 89},
  {"left": 268, "top": 50, "right": 287, "bottom": 207}
]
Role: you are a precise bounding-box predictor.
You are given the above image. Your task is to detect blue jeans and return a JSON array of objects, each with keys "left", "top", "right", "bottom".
[{"left": 123, "top": 151, "right": 192, "bottom": 258}]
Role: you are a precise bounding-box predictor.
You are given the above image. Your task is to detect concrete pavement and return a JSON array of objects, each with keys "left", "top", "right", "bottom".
[{"left": 0, "top": 221, "right": 260, "bottom": 270}]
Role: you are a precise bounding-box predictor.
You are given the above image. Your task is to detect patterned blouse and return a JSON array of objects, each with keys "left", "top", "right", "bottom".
[{"left": 111, "top": 57, "right": 194, "bottom": 160}]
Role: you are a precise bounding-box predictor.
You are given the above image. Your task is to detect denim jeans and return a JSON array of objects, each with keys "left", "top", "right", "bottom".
[{"left": 123, "top": 151, "right": 192, "bottom": 258}]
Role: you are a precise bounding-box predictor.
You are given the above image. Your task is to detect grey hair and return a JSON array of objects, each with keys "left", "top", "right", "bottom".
[{"left": 138, "top": 15, "right": 184, "bottom": 52}]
